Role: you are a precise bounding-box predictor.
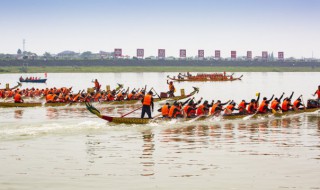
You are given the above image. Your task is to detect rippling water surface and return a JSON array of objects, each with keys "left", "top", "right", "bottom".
[{"left": 0, "top": 72, "right": 320, "bottom": 189}]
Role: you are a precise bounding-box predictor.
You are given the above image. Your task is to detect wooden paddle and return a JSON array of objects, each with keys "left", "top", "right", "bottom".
[
  {"left": 151, "top": 87, "right": 161, "bottom": 100},
  {"left": 120, "top": 106, "right": 143, "bottom": 118},
  {"left": 150, "top": 113, "right": 163, "bottom": 122}
]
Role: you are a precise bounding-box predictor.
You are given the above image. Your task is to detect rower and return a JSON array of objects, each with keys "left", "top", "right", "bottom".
[
  {"left": 127, "top": 90, "right": 136, "bottom": 100},
  {"left": 238, "top": 100, "right": 248, "bottom": 114},
  {"left": 224, "top": 101, "right": 238, "bottom": 115},
  {"left": 197, "top": 100, "right": 212, "bottom": 116},
  {"left": 281, "top": 98, "right": 293, "bottom": 112},
  {"left": 247, "top": 99, "right": 256, "bottom": 114},
  {"left": 167, "top": 80, "right": 175, "bottom": 97},
  {"left": 107, "top": 90, "right": 116, "bottom": 101},
  {"left": 168, "top": 102, "right": 181, "bottom": 118},
  {"left": 158, "top": 102, "right": 170, "bottom": 118},
  {"left": 261, "top": 94, "right": 274, "bottom": 105},
  {"left": 258, "top": 100, "right": 270, "bottom": 113},
  {"left": 184, "top": 98, "right": 202, "bottom": 118},
  {"left": 141, "top": 91, "right": 154, "bottom": 119},
  {"left": 270, "top": 92, "right": 285, "bottom": 111},
  {"left": 210, "top": 100, "right": 231, "bottom": 115},
  {"left": 293, "top": 95, "right": 305, "bottom": 110},
  {"left": 14, "top": 91, "right": 24, "bottom": 103},
  {"left": 46, "top": 92, "right": 57, "bottom": 103}
]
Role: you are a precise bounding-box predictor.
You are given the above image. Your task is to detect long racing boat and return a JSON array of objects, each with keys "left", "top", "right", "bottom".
[
  {"left": 0, "top": 87, "right": 199, "bottom": 108},
  {"left": 167, "top": 75, "right": 243, "bottom": 82},
  {"left": 85, "top": 102, "right": 319, "bottom": 124}
]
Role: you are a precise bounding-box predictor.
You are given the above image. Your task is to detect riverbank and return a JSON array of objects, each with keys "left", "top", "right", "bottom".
[{"left": 1, "top": 66, "right": 320, "bottom": 73}]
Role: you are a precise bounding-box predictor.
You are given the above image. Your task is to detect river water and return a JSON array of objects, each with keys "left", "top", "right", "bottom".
[{"left": 0, "top": 72, "right": 320, "bottom": 189}]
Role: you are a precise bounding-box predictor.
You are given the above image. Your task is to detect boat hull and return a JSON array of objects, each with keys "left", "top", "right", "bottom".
[
  {"left": 19, "top": 79, "right": 47, "bottom": 83},
  {"left": 167, "top": 75, "right": 243, "bottom": 82},
  {"left": 99, "top": 108, "right": 320, "bottom": 124}
]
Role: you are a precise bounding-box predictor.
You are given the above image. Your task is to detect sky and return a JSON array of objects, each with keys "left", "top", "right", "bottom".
[{"left": 0, "top": 0, "right": 319, "bottom": 58}]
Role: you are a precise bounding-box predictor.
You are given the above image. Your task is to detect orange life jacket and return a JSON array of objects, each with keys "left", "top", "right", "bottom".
[
  {"left": 168, "top": 105, "right": 177, "bottom": 118},
  {"left": 282, "top": 100, "right": 289, "bottom": 111},
  {"left": 143, "top": 94, "right": 152, "bottom": 106},
  {"left": 14, "top": 93, "right": 22, "bottom": 103},
  {"left": 169, "top": 84, "right": 175, "bottom": 92},
  {"left": 317, "top": 90, "right": 320, "bottom": 99},
  {"left": 197, "top": 104, "right": 205, "bottom": 115},
  {"left": 293, "top": 100, "right": 300, "bottom": 108},
  {"left": 238, "top": 101, "right": 246, "bottom": 111},
  {"left": 271, "top": 100, "right": 279, "bottom": 110},
  {"left": 183, "top": 105, "right": 189, "bottom": 115},
  {"left": 161, "top": 105, "right": 169, "bottom": 116},
  {"left": 258, "top": 101, "right": 268, "bottom": 113},
  {"left": 94, "top": 81, "right": 100, "bottom": 89},
  {"left": 128, "top": 93, "right": 133, "bottom": 100},
  {"left": 210, "top": 103, "right": 219, "bottom": 115},
  {"left": 247, "top": 103, "right": 255, "bottom": 114},
  {"left": 95, "top": 93, "right": 101, "bottom": 101},
  {"left": 46, "top": 94, "right": 56, "bottom": 102},
  {"left": 224, "top": 104, "right": 234, "bottom": 114},
  {"left": 107, "top": 93, "right": 114, "bottom": 101}
]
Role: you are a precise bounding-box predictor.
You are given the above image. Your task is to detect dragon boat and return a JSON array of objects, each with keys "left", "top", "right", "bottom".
[
  {"left": 19, "top": 78, "right": 47, "bottom": 83},
  {"left": 0, "top": 87, "right": 199, "bottom": 108},
  {"left": 167, "top": 74, "right": 243, "bottom": 82},
  {"left": 85, "top": 101, "right": 319, "bottom": 124}
]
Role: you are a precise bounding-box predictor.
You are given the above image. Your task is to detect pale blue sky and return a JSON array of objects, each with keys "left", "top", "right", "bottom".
[{"left": 0, "top": 0, "right": 319, "bottom": 58}]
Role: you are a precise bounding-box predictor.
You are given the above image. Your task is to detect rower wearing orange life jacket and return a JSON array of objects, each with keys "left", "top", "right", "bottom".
[
  {"left": 141, "top": 91, "right": 154, "bottom": 119},
  {"left": 261, "top": 94, "right": 274, "bottom": 105},
  {"left": 184, "top": 98, "right": 202, "bottom": 118},
  {"left": 197, "top": 100, "right": 213, "bottom": 116},
  {"left": 46, "top": 92, "right": 57, "bottom": 103},
  {"left": 127, "top": 90, "right": 136, "bottom": 100},
  {"left": 14, "top": 91, "right": 24, "bottom": 103},
  {"left": 238, "top": 100, "right": 248, "bottom": 114},
  {"left": 313, "top": 85, "right": 320, "bottom": 101},
  {"left": 281, "top": 92, "right": 294, "bottom": 112},
  {"left": 168, "top": 102, "right": 180, "bottom": 118},
  {"left": 210, "top": 100, "right": 231, "bottom": 115},
  {"left": 257, "top": 100, "right": 270, "bottom": 113},
  {"left": 293, "top": 95, "right": 305, "bottom": 110},
  {"left": 224, "top": 101, "right": 238, "bottom": 115},
  {"left": 158, "top": 102, "right": 170, "bottom": 118},
  {"left": 270, "top": 92, "right": 285, "bottom": 111},
  {"left": 167, "top": 80, "right": 175, "bottom": 97},
  {"left": 107, "top": 90, "right": 116, "bottom": 101}
]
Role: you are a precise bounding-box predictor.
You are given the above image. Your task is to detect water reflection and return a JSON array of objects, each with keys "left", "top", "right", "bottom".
[
  {"left": 140, "top": 130, "right": 155, "bottom": 176},
  {"left": 14, "top": 109, "right": 23, "bottom": 119}
]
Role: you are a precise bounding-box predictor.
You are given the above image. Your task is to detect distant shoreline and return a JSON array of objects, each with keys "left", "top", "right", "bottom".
[{"left": 1, "top": 66, "right": 320, "bottom": 73}]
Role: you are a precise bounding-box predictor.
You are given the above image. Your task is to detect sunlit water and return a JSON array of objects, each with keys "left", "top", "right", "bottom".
[{"left": 0, "top": 72, "right": 320, "bottom": 189}]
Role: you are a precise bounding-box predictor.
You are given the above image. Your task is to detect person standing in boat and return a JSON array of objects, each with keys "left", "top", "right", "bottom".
[
  {"left": 93, "top": 79, "right": 101, "bottom": 93},
  {"left": 167, "top": 80, "right": 175, "bottom": 97},
  {"left": 141, "top": 91, "right": 154, "bottom": 119}
]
